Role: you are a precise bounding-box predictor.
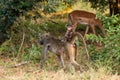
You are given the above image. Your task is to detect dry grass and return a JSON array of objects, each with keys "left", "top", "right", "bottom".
[{"left": 0, "top": 57, "right": 119, "bottom": 80}]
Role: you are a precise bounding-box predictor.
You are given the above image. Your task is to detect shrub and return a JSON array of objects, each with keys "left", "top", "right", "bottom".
[{"left": 86, "top": 15, "right": 120, "bottom": 74}]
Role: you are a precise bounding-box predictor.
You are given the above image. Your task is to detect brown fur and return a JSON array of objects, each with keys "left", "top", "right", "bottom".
[
  {"left": 65, "top": 29, "right": 89, "bottom": 59},
  {"left": 39, "top": 33, "right": 80, "bottom": 71},
  {"left": 67, "top": 10, "right": 105, "bottom": 36}
]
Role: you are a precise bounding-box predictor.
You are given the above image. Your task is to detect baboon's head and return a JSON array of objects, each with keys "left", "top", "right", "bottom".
[
  {"left": 39, "top": 33, "right": 50, "bottom": 45},
  {"left": 65, "top": 24, "right": 74, "bottom": 39}
]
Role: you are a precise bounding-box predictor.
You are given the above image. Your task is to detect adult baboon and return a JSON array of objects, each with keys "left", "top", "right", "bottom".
[{"left": 39, "top": 33, "right": 80, "bottom": 71}]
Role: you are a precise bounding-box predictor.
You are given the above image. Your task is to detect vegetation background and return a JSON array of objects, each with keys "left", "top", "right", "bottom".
[{"left": 0, "top": 0, "right": 120, "bottom": 80}]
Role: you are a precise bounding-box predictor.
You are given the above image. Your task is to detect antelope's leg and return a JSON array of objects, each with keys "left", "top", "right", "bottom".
[
  {"left": 91, "top": 25, "right": 96, "bottom": 35},
  {"left": 84, "top": 25, "right": 90, "bottom": 38}
]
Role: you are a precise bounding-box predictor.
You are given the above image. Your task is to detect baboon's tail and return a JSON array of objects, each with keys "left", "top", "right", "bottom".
[
  {"left": 76, "top": 32, "right": 89, "bottom": 59},
  {"left": 74, "top": 43, "right": 78, "bottom": 61}
]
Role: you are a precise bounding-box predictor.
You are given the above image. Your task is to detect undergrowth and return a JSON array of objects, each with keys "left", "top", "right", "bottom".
[
  {"left": 86, "top": 15, "right": 120, "bottom": 74},
  {"left": 0, "top": 12, "right": 120, "bottom": 76}
]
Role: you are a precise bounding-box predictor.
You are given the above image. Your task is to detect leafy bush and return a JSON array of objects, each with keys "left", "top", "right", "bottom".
[
  {"left": 0, "top": 0, "right": 71, "bottom": 44},
  {"left": 0, "top": 14, "right": 67, "bottom": 61},
  {"left": 89, "top": 0, "right": 108, "bottom": 12},
  {"left": 40, "top": 0, "right": 73, "bottom": 13},
  {"left": 28, "top": 44, "right": 41, "bottom": 61},
  {"left": 0, "top": 0, "right": 42, "bottom": 43},
  {"left": 86, "top": 15, "right": 120, "bottom": 73}
]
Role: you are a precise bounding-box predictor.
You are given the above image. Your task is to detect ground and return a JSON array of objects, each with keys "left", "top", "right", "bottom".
[{"left": 0, "top": 57, "right": 119, "bottom": 80}]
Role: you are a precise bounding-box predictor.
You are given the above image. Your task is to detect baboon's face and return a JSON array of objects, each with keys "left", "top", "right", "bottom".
[
  {"left": 65, "top": 25, "right": 74, "bottom": 38},
  {"left": 40, "top": 33, "right": 50, "bottom": 45}
]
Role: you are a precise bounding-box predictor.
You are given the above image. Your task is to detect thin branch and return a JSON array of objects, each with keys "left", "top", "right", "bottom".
[
  {"left": 48, "top": 19, "right": 59, "bottom": 24},
  {"left": 17, "top": 28, "right": 25, "bottom": 59},
  {"left": 10, "top": 61, "right": 29, "bottom": 68}
]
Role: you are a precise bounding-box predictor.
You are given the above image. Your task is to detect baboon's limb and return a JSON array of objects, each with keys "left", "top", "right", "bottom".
[
  {"left": 56, "top": 54, "right": 65, "bottom": 69},
  {"left": 40, "top": 45, "right": 48, "bottom": 69},
  {"left": 65, "top": 46, "right": 80, "bottom": 72}
]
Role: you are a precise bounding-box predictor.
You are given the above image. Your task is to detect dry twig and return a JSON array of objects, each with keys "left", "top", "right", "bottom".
[
  {"left": 10, "top": 61, "right": 29, "bottom": 68},
  {"left": 17, "top": 28, "right": 25, "bottom": 59}
]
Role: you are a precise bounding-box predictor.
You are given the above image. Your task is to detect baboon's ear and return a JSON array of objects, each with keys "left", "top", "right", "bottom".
[
  {"left": 45, "top": 32, "right": 50, "bottom": 37},
  {"left": 46, "top": 32, "right": 50, "bottom": 35}
]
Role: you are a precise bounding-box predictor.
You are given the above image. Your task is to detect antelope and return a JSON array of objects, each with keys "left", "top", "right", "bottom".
[{"left": 66, "top": 10, "right": 106, "bottom": 37}]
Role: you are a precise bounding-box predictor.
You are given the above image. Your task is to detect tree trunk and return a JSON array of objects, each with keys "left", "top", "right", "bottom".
[{"left": 108, "top": 0, "right": 120, "bottom": 16}]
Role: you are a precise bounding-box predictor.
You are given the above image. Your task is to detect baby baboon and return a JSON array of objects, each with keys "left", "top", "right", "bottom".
[
  {"left": 39, "top": 33, "right": 80, "bottom": 71},
  {"left": 65, "top": 26, "right": 89, "bottom": 59}
]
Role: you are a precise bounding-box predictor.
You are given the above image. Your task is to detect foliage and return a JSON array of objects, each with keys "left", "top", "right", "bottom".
[
  {"left": 0, "top": 0, "right": 73, "bottom": 44},
  {"left": 0, "top": 0, "right": 42, "bottom": 43},
  {"left": 0, "top": 17, "right": 40, "bottom": 57},
  {"left": 0, "top": 15, "right": 67, "bottom": 60},
  {"left": 86, "top": 15, "right": 120, "bottom": 73},
  {"left": 87, "top": 0, "right": 108, "bottom": 12},
  {"left": 28, "top": 44, "right": 41, "bottom": 60},
  {"left": 39, "top": 0, "right": 73, "bottom": 13}
]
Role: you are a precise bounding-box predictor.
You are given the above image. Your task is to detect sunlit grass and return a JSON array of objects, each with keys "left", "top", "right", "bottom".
[{"left": 71, "top": 1, "right": 96, "bottom": 13}]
